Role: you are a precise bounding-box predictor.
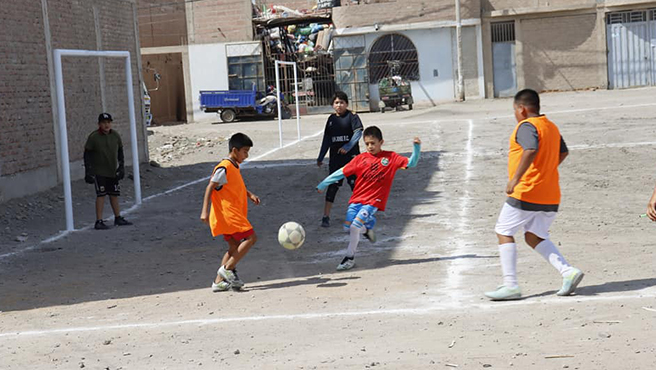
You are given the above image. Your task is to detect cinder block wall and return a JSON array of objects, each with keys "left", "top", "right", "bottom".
[
  {"left": 0, "top": 0, "right": 145, "bottom": 202},
  {"left": 520, "top": 13, "right": 605, "bottom": 91}
]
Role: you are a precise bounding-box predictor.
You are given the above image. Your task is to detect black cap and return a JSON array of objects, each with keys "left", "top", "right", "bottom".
[{"left": 98, "top": 113, "right": 113, "bottom": 122}]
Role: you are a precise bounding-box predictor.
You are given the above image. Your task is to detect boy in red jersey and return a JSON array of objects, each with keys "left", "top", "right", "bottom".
[{"left": 317, "top": 126, "right": 421, "bottom": 270}]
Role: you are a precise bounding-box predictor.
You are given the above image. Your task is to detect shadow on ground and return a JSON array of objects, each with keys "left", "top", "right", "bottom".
[{"left": 0, "top": 151, "right": 452, "bottom": 312}]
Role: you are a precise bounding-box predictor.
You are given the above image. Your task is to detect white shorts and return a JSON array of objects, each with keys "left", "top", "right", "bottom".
[{"left": 494, "top": 203, "right": 557, "bottom": 239}]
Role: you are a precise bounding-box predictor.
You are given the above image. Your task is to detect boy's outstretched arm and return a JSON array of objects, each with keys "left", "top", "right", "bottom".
[
  {"left": 317, "top": 168, "right": 345, "bottom": 193},
  {"left": 404, "top": 137, "right": 422, "bottom": 169},
  {"left": 506, "top": 149, "right": 537, "bottom": 195}
]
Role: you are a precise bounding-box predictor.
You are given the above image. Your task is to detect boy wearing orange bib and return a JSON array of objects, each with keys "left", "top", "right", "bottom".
[
  {"left": 200, "top": 133, "right": 260, "bottom": 292},
  {"left": 485, "top": 89, "right": 584, "bottom": 301}
]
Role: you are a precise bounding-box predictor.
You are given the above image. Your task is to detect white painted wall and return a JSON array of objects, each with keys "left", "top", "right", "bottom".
[
  {"left": 365, "top": 28, "right": 455, "bottom": 110},
  {"left": 188, "top": 43, "right": 229, "bottom": 123}
]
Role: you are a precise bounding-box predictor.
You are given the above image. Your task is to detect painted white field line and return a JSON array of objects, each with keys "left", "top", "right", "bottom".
[
  {"left": 1, "top": 290, "right": 654, "bottom": 339},
  {"left": 0, "top": 129, "right": 324, "bottom": 262},
  {"left": 445, "top": 119, "right": 476, "bottom": 298}
]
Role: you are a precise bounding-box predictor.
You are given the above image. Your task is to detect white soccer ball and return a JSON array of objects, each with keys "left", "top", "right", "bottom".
[{"left": 278, "top": 222, "right": 306, "bottom": 250}]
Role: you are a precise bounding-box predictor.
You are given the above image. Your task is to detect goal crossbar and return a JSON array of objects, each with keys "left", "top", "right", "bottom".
[{"left": 53, "top": 49, "right": 142, "bottom": 231}]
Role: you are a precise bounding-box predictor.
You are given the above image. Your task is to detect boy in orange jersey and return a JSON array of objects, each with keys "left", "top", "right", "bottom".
[
  {"left": 200, "top": 133, "right": 260, "bottom": 292},
  {"left": 485, "top": 89, "right": 583, "bottom": 301}
]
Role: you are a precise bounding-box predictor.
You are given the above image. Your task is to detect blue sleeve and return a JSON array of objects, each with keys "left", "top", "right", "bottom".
[
  {"left": 317, "top": 168, "right": 345, "bottom": 191},
  {"left": 340, "top": 129, "right": 362, "bottom": 152},
  {"left": 406, "top": 143, "right": 421, "bottom": 168},
  {"left": 317, "top": 121, "right": 331, "bottom": 163}
]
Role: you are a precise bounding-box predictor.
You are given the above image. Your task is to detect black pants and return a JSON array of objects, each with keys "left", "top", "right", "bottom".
[{"left": 326, "top": 175, "right": 356, "bottom": 203}]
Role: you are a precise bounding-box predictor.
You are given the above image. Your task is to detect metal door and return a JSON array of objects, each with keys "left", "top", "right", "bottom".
[
  {"left": 606, "top": 10, "right": 654, "bottom": 89},
  {"left": 491, "top": 22, "right": 517, "bottom": 98},
  {"left": 651, "top": 10, "right": 656, "bottom": 84},
  {"left": 333, "top": 35, "right": 369, "bottom": 112}
]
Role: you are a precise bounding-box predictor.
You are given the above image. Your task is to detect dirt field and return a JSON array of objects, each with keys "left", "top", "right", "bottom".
[{"left": 1, "top": 88, "right": 656, "bottom": 369}]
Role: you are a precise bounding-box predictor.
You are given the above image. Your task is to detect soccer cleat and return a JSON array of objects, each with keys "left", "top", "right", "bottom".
[
  {"left": 114, "top": 216, "right": 133, "bottom": 226},
  {"left": 363, "top": 228, "right": 376, "bottom": 243},
  {"left": 94, "top": 220, "right": 109, "bottom": 230},
  {"left": 218, "top": 266, "right": 244, "bottom": 288},
  {"left": 557, "top": 268, "right": 584, "bottom": 296},
  {"left": 321, "top": 216, "right": 330, "bottom": 228},
  {"left": 484, "top": 285, "right": 522, "bottom": 301},
  {"left": 211, "top": 280, "right": 231, "bottom": 292},
  {"left": 336, "top": 256, "right": 355, "bottom": 271}
]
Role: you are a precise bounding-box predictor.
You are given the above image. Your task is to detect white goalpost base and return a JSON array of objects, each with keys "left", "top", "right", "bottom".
[
  {"left": 274, "top": 60, "right": 301, "bottom": 148},
  {"left": 53, "top": 49, "right": 142, "bottom": 231}
]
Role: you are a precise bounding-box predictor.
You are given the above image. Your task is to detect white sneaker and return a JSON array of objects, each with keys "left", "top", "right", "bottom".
[
  {"left": 211, "top": 281, "right": 231, "bottom": 292},
  {"left": 336, "top": 256, "right": 355, "bottom": 271},
  {"left": 218, "top": 266, "right": 244, "bottom": 288},
  {"left": 484, "top": 285, "right": 522, "bottom": 301},
  {"left": 557, "top": 268, "right": 584, "bottom": 296}
]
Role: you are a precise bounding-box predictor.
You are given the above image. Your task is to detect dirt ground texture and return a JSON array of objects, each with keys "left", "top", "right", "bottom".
[{"left": 1, "top": 88, "right": 656, "bottom": 369}]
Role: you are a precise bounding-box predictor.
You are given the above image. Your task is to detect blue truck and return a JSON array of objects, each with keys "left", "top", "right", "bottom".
[{"left": 200, "top": 86, "right": 291, "bottom": 123}]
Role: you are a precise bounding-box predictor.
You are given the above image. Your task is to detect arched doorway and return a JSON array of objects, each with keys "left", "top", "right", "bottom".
[{"left": 368, "top": 34, "right": 420, "bottom": 83}]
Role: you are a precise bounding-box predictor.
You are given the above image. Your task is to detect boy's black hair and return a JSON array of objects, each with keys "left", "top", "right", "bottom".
[
  {"left": 363, "top": 126, "right": 383, "bottom": 141},
  {"left": 332, "top": 91, "right": 349, "bottom": 104},
  {"left": 229, "top": 133, "right": 253, "bottom": 152},
  {"left": 514, "top": 89, "right": 540, "bottom": 112}
]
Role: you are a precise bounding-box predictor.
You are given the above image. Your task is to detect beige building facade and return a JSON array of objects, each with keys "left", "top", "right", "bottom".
[{"left": 482, "top": 0, "right": 656, "bottom": 97}]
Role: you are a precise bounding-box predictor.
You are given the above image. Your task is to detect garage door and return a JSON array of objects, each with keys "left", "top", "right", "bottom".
[{"left": 606, "top": 9, "right": 656, "bottom": 89}]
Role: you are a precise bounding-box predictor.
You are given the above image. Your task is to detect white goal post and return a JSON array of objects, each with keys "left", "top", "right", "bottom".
[
  {"left": 53, "top": 49, "right": 142, "bottom": 231},
  {"left": 274, "top": 60, "right": 301, "bottom": 148}
]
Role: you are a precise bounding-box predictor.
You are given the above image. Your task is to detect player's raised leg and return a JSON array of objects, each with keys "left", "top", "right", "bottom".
[{"left": 524, "top": 231, "right": 584, "bottom": 296}]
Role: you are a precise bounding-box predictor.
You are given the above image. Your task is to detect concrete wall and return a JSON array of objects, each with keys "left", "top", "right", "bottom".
[
  {"left": 0, "top": 0, "right": 145, "bottom": 203},
  {"left": 188, "top": 43, "right": 230, "bottom": 123},
  {"left": 333, "top": 0, "right": 481, "bottom": 28}
]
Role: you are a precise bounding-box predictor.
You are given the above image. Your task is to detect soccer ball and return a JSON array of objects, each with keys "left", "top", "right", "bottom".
[{"left": 278, "top": 222, "right": 306, "bottom": 250}]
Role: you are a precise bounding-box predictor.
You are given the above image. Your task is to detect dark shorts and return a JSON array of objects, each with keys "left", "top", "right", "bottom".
[
  {"left": 223, "top": 228, "right": 255, "bottom": 242},
  {"left": 95, "top": 176, "right": 120, "bottom": 197}
]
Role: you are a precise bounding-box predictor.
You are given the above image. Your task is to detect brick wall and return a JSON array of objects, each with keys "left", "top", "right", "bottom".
[
  {"left": 0, "top": 0, "right": 144, "bottom": 200},
  {"left": 138, "top": 0, "right": 188, "bottom": 48},
  {"left": 332, "top": 0, "right": 481, "bottom": 28},
  {"left": 0, "top": 1, "right": 56, "bottom": 177},
  {"left": 256, "top": 0, "right": 317, "bottom": 11},
  {"left": 188, "top": 0, "right": 253, "bottom": 44},
  {"left": 520, "top": 13, "right": 604, "bottom": 91},
  {"left": 482, "top": 0, "right": 596, "bottom": 13}
]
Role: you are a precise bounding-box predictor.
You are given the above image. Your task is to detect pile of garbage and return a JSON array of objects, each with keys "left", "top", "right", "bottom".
[
  {"left": 266, "top": 22, "right": 334, "bottom": 56},
  {"left": 379, "top": 76, "right": 410, "bottom": 88}
]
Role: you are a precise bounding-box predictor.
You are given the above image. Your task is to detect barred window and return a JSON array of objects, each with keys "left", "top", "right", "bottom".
[{"left": 368, "top": 34, "right": 419, "bottom": 83}]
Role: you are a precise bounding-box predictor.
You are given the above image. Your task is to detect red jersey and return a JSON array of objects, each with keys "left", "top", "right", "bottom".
[{"left": 343, "top": 151, "right": 409, "bottom": 211}]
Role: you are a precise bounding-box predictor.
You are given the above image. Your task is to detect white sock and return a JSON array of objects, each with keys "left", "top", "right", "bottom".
[
  {"left": 534, "top": 239, "right": 573, "bottom": 277},
  {"left": 499, "top": 243, "right": 518, "bottom": 288},
  {"left": 346, "top": 224, "right": 366, "bottom": 257}
]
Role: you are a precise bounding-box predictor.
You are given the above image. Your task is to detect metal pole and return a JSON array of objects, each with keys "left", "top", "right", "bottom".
[
  {"left": 455, "top": 0, "right": 465, "bottom": 101},
  {"left": 293, "top": 62, "right": 301, "bottom": 141},
  {"left": 275, "top": 61, "right": 283, "bottom": 148},
  {"left": 125, "top": 55, "right": 142, "bottom": 204},
  {"left": 53, "top": 49, "right": 75, "bottom": 231}
]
